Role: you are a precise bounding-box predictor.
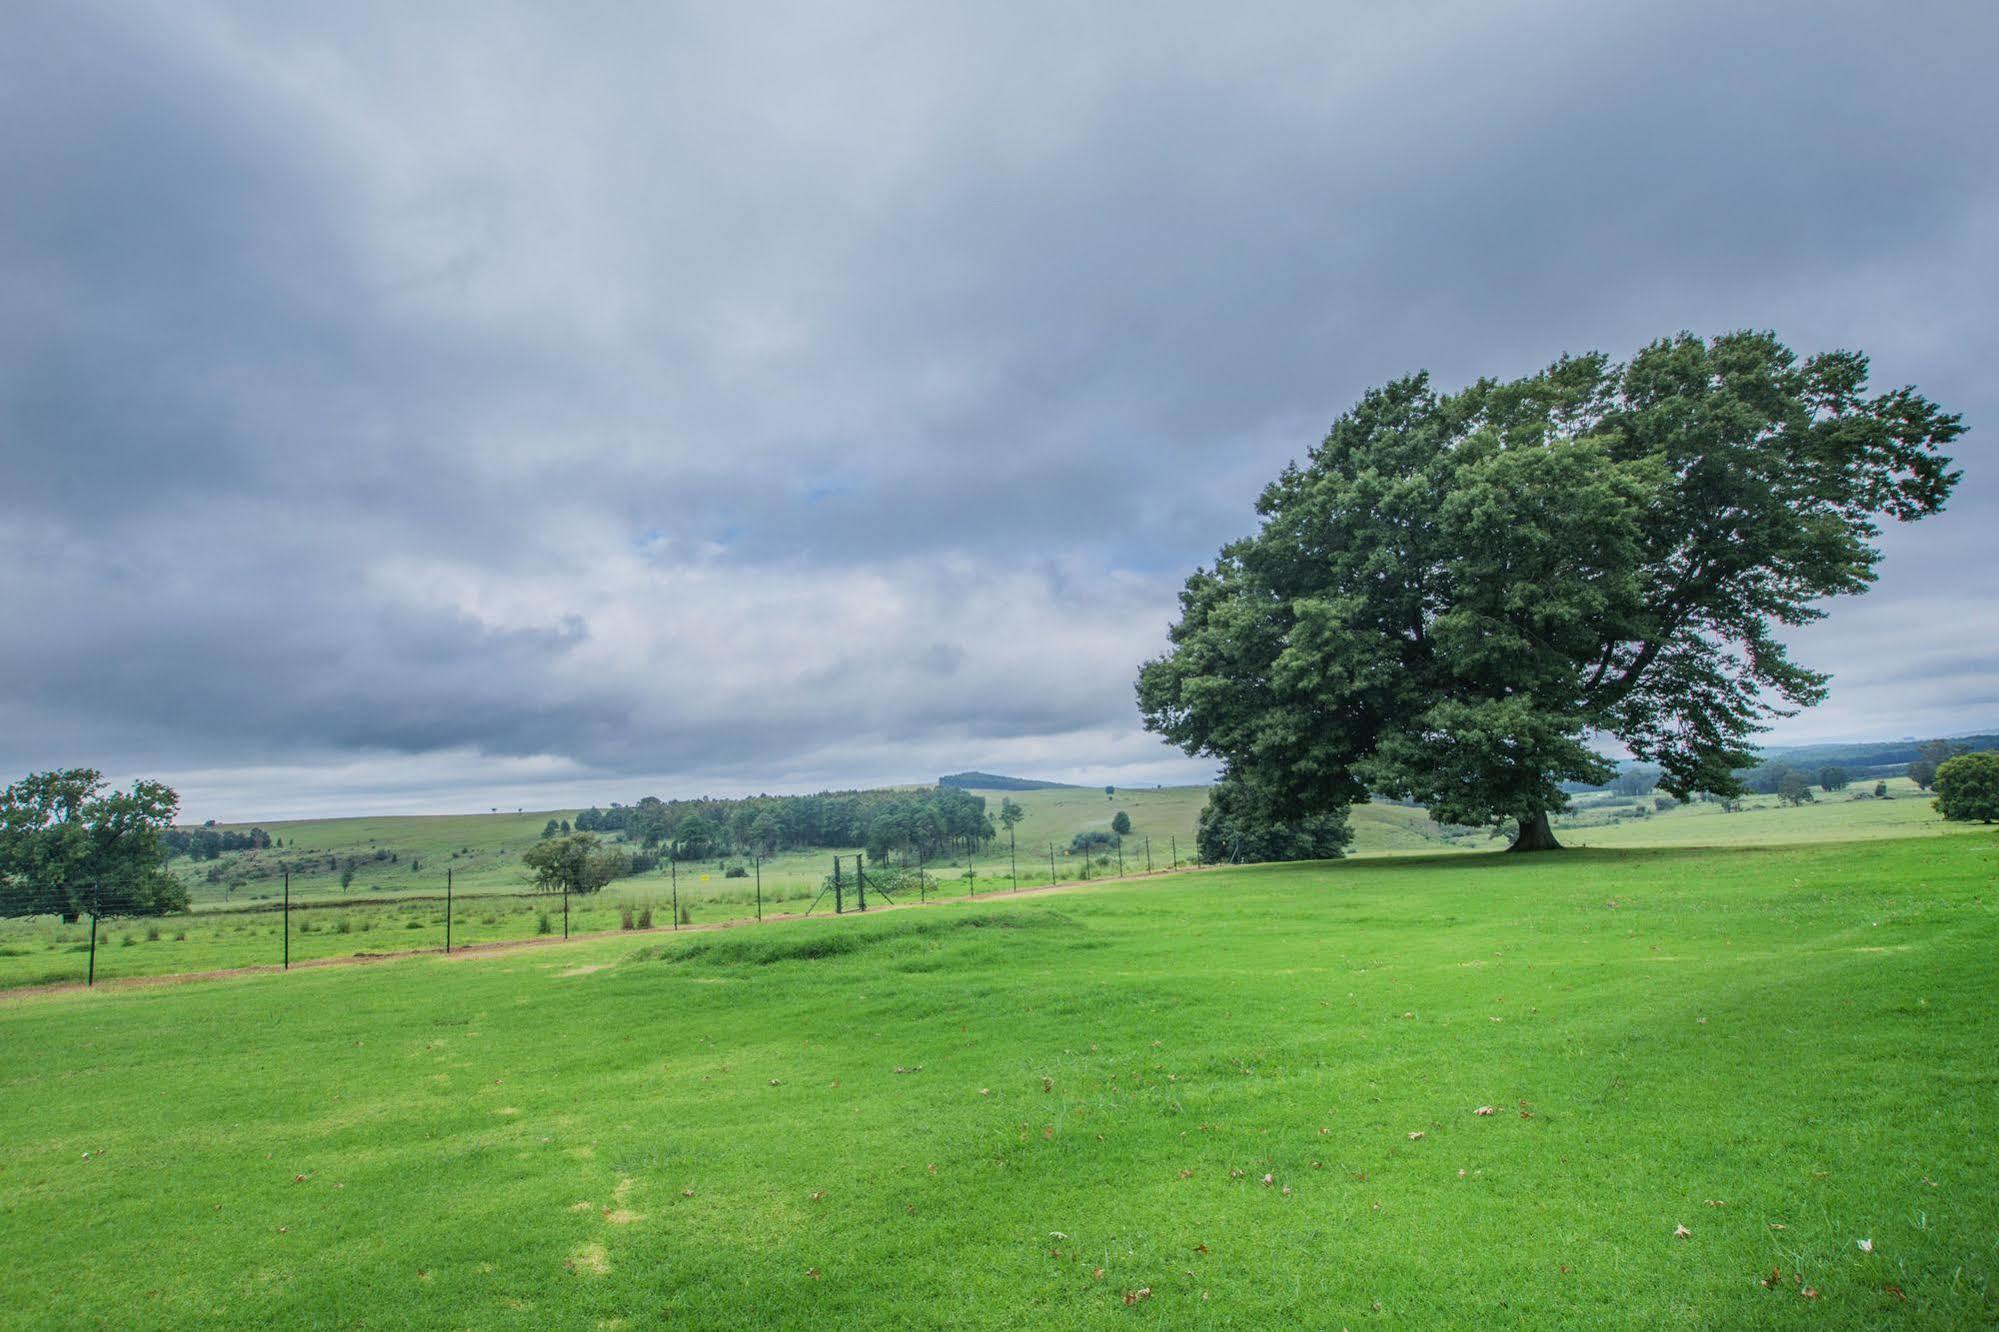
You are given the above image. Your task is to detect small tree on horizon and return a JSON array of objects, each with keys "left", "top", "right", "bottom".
[
  {"left": 1111, "top": 810, "right": 1133, "bottom": 837},
  {"left": 1778, "top": 771, "right": 1814, "bottom": 806}
]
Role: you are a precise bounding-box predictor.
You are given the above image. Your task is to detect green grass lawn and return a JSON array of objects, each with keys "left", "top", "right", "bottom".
[
  {"left": 8, "top": 779, "right": 1978, "bottom": 991},
  {"left": 2, "top": 833, "right": 1993, "bottom": 1326}
]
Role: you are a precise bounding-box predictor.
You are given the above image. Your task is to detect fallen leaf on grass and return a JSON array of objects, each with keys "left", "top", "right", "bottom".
[
  {"left": 809, "top": 1191, "right": 825, "bottom": 1203},
  {"left": 1123, "top": 1287, "right": 1151, "bottom": 1305},
  {"left": 1801, "top": 1287, "right": 1818, "bottom": 1301},
  {"left": 807, "top": 1268, "right": 820, "bottom": 1280},
  {"left": 1855, "top": 1238, "right": 1872, "bottom": 1252},
  {"left": 1672, "top": 1225, "right": 1691, "bottom": 1239},
  {"left": 1407, "top": 1131, "right": 1425, "bottom": 1140},
  {"left": 1092, "top": 1268, "right": 1104, "bottom": 1281},
  {"left": 1704, "top": 1199, "right": 1725, "bottom": 1208},
  {"left": 1474, "top": 1106, "right": 1495, "bottom": 1116}
]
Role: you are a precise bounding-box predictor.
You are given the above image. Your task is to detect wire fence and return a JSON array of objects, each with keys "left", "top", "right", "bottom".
[{"left": 0, "top": 838, "right": 1199, "bottom": 991}]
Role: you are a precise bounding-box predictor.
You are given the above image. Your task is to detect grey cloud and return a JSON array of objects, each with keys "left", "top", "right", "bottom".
[{"left": 1, "top": 1, "right": 1994, "bottom": 818}]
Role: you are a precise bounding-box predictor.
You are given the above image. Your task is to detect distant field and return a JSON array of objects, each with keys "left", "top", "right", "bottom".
[
  {"left": 3, "top": 835, "right": 1993, "bottom": 1326},
  {"left": 2, "top": 776, "right": 1978, "bottom": 990}
]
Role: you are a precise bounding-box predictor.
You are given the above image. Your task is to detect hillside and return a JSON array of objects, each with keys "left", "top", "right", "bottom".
[{"left": 937, "top": 771, "right": 1078, "bottom": 791}]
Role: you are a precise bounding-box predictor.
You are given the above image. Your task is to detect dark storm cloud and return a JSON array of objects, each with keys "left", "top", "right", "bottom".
[{"left": 2, "top": 1, "right": 1993, "bottom": 817}]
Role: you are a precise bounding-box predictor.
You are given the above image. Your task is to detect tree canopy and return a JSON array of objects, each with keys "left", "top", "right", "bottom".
[
  {"left": 521, "top": 833, "right": 625, "bottom": 896},
  {"left": 1933, "top": 752, "right": 1999, "bottom": 824},
  {"left": 1194, "top": 777, "right": 1353, "bottom": 864},
  {"left": 1139, "top": 332, "right": 1962, "bottom": 850},
  {"left": 0, "top": 769, "right": 187, "bottom": 920}
]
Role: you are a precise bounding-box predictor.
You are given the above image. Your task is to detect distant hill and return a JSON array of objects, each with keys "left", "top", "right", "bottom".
[
  {"left": 1757, "top": 733, "right": 1999, "bottom": 777},
  {"left": 938, "top": 771, "right": 1078, "bottom": 791}
]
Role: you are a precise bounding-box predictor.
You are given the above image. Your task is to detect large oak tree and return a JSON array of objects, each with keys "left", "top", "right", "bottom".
[{"left": 1138, "top": 332, "right": 1962, "bottom": 850}]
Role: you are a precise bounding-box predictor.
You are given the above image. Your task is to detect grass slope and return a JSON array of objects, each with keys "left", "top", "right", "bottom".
[{"left": 2, "top": 834, "right": 1994, "bottom": 1326}]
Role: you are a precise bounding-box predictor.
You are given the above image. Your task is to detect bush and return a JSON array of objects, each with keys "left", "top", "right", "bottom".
[
  {"left": 620, "top": 906, "right": 636, "bottom": 930},
  {"left": 638, "top": 905, "right": 653, "bottom": 929},
  {"left": 536, "top": 911, "right": 553, "bottom": 936},
  {"left": 1069, "top": 830, "right": 1120, "bottom": 854},
  {"left": 677, "top": 901, "right": 692, "bottom": 926},
  {"left": 725, "top": 866, "right": 749, "bottom": 878},
  {"left": 1933, "top": 751, "right": 1999, "bottom": 823}
]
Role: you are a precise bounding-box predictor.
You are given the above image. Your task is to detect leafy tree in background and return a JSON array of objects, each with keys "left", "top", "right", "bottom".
[
  {"left": 1909, "top": 739, "right": 1969, "bottom": 791},
  {"left": 1818, "top": 766, "right": 1850, "bottom": 792},
  {"left": 1104, "top": 785, "right": 1115, "bottom": 801},
  {"left": 1139, "top": 332, "right": 1961, "bottom": 850},
  {"left": 998, "top": 799, "right": 1025, "bottom": 834},
  {"left": 1932, "top": 752, "right": 1999, "bottom": 823},
  {"left": 1194, "top": 777, "right": 1352, "bottom": 864},
  {"left": 522, "top": 833, "right": 624, "bottom": 896},
  {"left": 1778, "top": 771, "right": 1814, "bottom": 806},
  {"left": 0, "top": 769, "right": 186, "bottom": 922},
  {"left": 1111, "top": 810, "right": 1133, "bottom": 837},
  {"left": 542, "top": 819, "right": 561, "bottom": 839}
]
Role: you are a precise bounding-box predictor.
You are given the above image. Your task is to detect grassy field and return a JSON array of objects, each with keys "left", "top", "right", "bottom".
[
  {"left": 5, "top": 778, "right": 1979, "bottom": 991},
  {"left": 2, "top": 832, "right": 1994, "bottom": 1326}
]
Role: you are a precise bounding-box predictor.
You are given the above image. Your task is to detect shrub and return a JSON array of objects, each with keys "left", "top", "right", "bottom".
[
  {"left": 145, "top": 925, "right": 160, "bottom": 941},
  {"left": 536, "top": 911, "right": 553, "bottom": 935},
  {"left": 620, "top": 906, "right": 636, "bottom": 931},
  {"left": 725, "top": 865, "right": 749, "bottom": 878},
  {"left": 336, "top": 918, "right": 352, "bottom": 934},
  {"left": 638, "top": 905, "right": 653, "bottom": 929},
  {"left": 677, "top": 901, "right": 692, "bottom": 926}
]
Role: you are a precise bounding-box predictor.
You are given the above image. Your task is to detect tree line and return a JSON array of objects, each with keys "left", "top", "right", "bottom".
[{"left": 571, "top": 786, "right": 998, "bottom": 863}]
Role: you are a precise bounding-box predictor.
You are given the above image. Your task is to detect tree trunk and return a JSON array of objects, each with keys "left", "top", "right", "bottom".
[{"left": 1508, "top": 809, "right": 1563, "bottom": 852}]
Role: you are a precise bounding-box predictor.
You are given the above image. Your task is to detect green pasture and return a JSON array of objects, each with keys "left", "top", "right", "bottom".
[
  {"left": 2, "top": 833, "right": 1993, "bottom": 1326},
  {"left": 5, "top": 778, "right": 1982, "bottom": 991}
]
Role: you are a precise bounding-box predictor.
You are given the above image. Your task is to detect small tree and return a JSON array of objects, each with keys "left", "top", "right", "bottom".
[
  {"left": 1110, "top": 810, "right": 1133, "bottom": 837},
  {"left": 1104, "top": 785, "right": 1115, "bottom": 801},
  {"left": 1933, "top": 752, "right": 1999, "bottom": 824},
  {"left": 998, "top": 798, "right": 1025, "bottom": 834},
  {"left": 1818, "top": 766, "right": 1849, "bottom": 792},
  {"left": 522, "top": 833, "right": 624, "bottom": 896},
  {"left": 1778, "top": 771, "right": 1814, "bottom": 806},
  {"left": 542, "top": 819, "right": 561, "bottom": 839},
  {"left": 0, "top": 769, "right": 186, "bottom": 922},
  {"left": 339, "top": 867, "right": 355, "bottom": 891}
]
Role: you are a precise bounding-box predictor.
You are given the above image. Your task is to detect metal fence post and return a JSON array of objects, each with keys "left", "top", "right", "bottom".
[
  {"left": 755, "top": 854, "right": 763, "bottom": 923},
  {"left": 445, "top": 867, "right": 452, "bottom": 954},
  {"left": 1146, "top": 838, "right": 1152, "bottom": 873},
  {"left": 283, "top": 869, "right": 290, "bottom": 970},
  {"left": 856, "top": 852, "right": 868, "bottom": 912},
  {"left": 1049, "top": 843, "right": 1056, "bottom": 886},
  {"left": 87, "top": 909, "right": 97, "bottom": 987}
]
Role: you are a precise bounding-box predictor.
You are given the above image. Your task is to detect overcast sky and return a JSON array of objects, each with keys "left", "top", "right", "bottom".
[{"left": 3, "top": 1, "right": 1993, "bottom": 821}]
